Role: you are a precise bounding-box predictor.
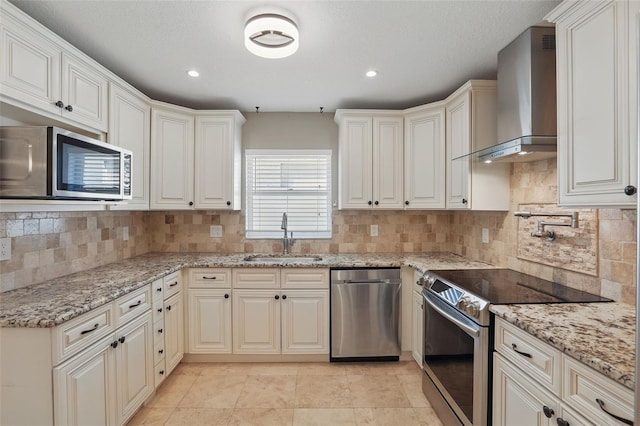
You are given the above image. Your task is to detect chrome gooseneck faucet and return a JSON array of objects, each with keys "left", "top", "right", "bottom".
[
  {"left": 514, "top": 211, "right": 580, "bottom": 241},
  {"left": 281, "top": 212, "right": 294, "bottom": 254}
]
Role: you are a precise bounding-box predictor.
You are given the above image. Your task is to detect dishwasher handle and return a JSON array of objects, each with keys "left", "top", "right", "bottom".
[{"left": 333, "top": 279, "right": 400, "bottom": 285}]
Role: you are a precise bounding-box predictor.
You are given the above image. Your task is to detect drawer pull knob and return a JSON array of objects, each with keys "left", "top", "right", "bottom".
[
  {"left": 159, "top": 349, "right": 164, "bottom": 354},
  {"left": 203, "top": 276, "right": 217, "bottom": 280},
  {"left": 167, "top": 305, "right": 172, "bottom": 311},
  {"left": 158, "top": 328, "right": 163, "bottom": 333},
  {"left": 169, "top": 281, "right": 178, "bottom": 287},
  {"left": 119, "top": 336, "right": 126, "bottom": 344},
  {"left": 542, "top": 405, "right": 554, "bottom": 418},
  {"left": 159, "top": 370, "right": 165, "bottom": 375},
  {"left": 511, "top": 343, "right": 532, "bottom": 358},
  {"left": 156, "top": 287, "right": 162, "bottom": 292},
  {"left": 595, "top": 398, "right": 633, "bottom": 425},
  {"left": 224, "top": 294, "right": 230, "bottom": 299},
  {"left": 80, "top": 323, "right": 99, "bottom": 335},
  {"left": 110, "top": 341, "right": 118, "bottom": 349},
  {"left": 157, "top": 308, "right": 163, "bottom": 313},
  {"left": 129, "top": 300, "right": 142, "bottom": 309},
  {"left": 557, "top": 418, "right": 570, "bottom": 426},
  {"left": 624, "top": 185, "right": 636, "bottom": 196}
]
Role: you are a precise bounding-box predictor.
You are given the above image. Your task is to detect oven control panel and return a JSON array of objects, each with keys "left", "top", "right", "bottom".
[{"left": 424, "top": 271, "right": 489, "bottom": 322}]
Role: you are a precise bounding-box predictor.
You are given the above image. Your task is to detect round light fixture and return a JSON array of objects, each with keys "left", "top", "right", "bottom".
[
  {"left": 366, "top": 70, "right": 378, "bottom": 78},
  {"left": 244, "top": 13, "right": 299, "bottom": 59},
  {"left": 187, "top": 70, "right": 200, "bottom": 77}
]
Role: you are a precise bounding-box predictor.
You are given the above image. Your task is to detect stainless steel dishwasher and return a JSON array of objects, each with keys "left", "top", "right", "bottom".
[{"left": 330, "top": 268, "right": 401, "bottom": 361}]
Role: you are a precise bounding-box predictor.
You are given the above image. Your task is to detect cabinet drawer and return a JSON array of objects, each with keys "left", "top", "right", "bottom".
[
  {"left": 152, "top": 301, "right": 164, "bottom": 324},
  {"left": 154, "top": 338, "right": 165, "bottom": 365},
  {"left": 163, "top": 271, "right": 182, "bottom": 299},
  {"left": 154, "top": 360, "right": 166, "bottom": 388},
  {"left": 153, "top": 318, "right": 165, "bottom": 344},
  {"left": 563, "top": 356, "right": 634, "bottom": 426},
  {"left": 495, "top": 318, "right": 561, "bottom": 394},
  {"left": 115, "top": 285, "right": 151, "bottom": 326},
  {"left": 53, "top": 303, "right": 114, "bottom": 364},
  {"left": 281, "top": 268, "right": 329, "bottom": 289},
  {"left": 233, "top": 268, "right": 280, "bottom": 289},
  {"left": 152, "top": 278, "right": 164, "bottom": 302},
  {"left": 188, "top": 268, "right": 231, "bottom": 288}
]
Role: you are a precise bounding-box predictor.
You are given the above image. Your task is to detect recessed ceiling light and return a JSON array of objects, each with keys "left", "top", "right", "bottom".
[
  {"left": 366, "top": 70, "right": 378, "bottom": 78},
  {"left": 187, "top": 70, "right": 200, "bottom": 77},
  {"left": 245, "top": 13, "right": 299, "bottom": 59}
]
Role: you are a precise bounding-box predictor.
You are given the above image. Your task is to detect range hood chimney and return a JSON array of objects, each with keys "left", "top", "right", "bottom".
[{"left": 460, "top": 26, "right": 557, "bottom": 163}]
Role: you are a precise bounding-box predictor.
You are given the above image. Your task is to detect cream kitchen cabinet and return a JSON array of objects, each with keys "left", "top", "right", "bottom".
[
  {"left": 163, "top": 291, "right": 184, "bottom": 375},
  {"left": 281, "top": 289, "right": 329, "bottom": 354},
  {"left": 109, "top": 83, "right": 151, "bottom": 210},
  {"left": 233, "top": 289, "right": 282, "bottom": 353},
  {"left": 411, "top": 284, "right": 424, "bottom": 367},
  {"left": 186, "top": 268, "right": 232, "bottom": 354},
  {"left": 547, "top": 0, "right": 639, "bottom": 207},
  {"left": 0, "top": 3, "right": 108, "bottom": 132},
  {"left": 335, "top": 111, "right": 404, "bottom": 209},
  {"left": 403, "top": 103, "right": 446, "bottom": 209},
  {"left": 445, "top": 80, "right": 510, "bottom": 210}
]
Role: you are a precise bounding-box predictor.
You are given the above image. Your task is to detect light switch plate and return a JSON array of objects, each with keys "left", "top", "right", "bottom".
[
  {"left": 122, "top": 226, "right": 129, "bottom": 241},
  {"left": 370, "top": 224, "right": 378, "bottom": 237},
  {"left": 482, "top": 228, "right": 489, "bottom": 244},
  {"left": 210, "top": 225, "right": 223, "bottom": 238},
  {"left": 0, "top": 238, "right": 11, "bottom": 261}
]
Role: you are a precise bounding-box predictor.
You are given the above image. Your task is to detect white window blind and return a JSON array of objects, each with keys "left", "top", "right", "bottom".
[{"left": 246, "top": 149, "right": 332, "bottom": 239}]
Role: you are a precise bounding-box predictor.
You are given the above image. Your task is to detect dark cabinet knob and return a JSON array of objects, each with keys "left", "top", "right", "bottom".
[
  {"left": 158, "top": 349, "right": 164, "bottom": 354},
  {"left": 119, "top": 336, "right": 125, "bottom": 344},
  {"left": 55, "top": 100, "right": 64, "bottom": 108},
  {"left": 159, "top": 370, "right": 165, "bottom": 376},
  {"left": 282, "top": 294, "right": 287, "bottom": 300},
  {"left": 158, "top": 328, "right": 163, "bottom": 333},
  {"left": 189, "top": 201, "right": 194, "bottom": 206},
  {"left": 166, "top": 305, "right": 172, "bottom": 311},
  {"left": 275, "top": 295, "right": 280, "bottom": 300},
  {"left": 374, "top": 201, "right": 379, "bottom": 205},
  {"left": 542, "top": 405, "right": 554, "bottom": 418},
  {"left": 224, "top": 294, "right": 230, "bottom": 299},
  {"left": 462, "top": 198, "right": 468, "bottom": 204},
  {"left": 624, "top": 185, "right": 636, "bottom": 196},
  {"left": 367, "top": 201, "right": 372, "bottom": 205},
  {"left": 557, "top": 418, "right": 570, "bottom": 426},
  {"left": 226, "top": 201, "right": 231, "bottom": 206},
  {"left": 157, "top": 308, "right": 163, "bottom": 313},
  {"left": 156, "top": 287, "right": 162, "bottom": 293},
  {"left": 65, "top": 105, "right": 73, "bottom": 112},
  {"left": 405, "top": 201, "right": 409, "bottom": 205},
  {"left": 111, "top": 341, "right": 118, "bottom": 349}
]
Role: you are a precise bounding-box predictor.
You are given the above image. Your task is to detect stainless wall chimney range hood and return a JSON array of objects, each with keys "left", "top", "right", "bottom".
[{"left": 458, "top": 26, "right": 557, "bottom": 163}]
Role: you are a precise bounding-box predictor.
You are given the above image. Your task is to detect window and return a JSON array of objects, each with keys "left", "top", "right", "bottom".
[{"left": 245, "top": 149, "right": 332, "bottom": 239}]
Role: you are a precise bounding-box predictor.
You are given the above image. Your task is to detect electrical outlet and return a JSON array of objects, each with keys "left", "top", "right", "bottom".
[
  {"left": 370, "top": 224, "right": 378, "bottom": 237},
  {"left": 482, "top": 228, "right": 489, "bottom": 244},
  {"left": 0, "top": 238, "right": 11, "bottom": 261},
  {"left": 122, "top": 226, "right": 129, "bottom": 241},
  {"left": 210, "top": 225, "right": 223, "bottom": 238}
]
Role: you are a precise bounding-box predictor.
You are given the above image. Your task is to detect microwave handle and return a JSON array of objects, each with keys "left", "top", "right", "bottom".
[{"left": 423, "top": 293, "right": 479, "bottom": 338}]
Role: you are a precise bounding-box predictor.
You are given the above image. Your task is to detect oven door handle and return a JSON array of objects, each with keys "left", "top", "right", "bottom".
[{"left": 423, "top": 293, "right": 480, "bottom": 338}]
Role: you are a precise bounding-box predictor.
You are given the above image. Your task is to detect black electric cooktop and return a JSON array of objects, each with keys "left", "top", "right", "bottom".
[{"left": 431, "top": 269, "right": 612, "bottom": 305}]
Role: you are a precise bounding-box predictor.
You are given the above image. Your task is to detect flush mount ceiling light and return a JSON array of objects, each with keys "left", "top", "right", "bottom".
[
  {"left": 366, "top": 70, "right": 378, "bottom": 78},
  {"left": 187, "top": 70, "right": 200, "bottom": 77},
  {"left": 244, "top": 13, "right": 299, "bottom": 59}
]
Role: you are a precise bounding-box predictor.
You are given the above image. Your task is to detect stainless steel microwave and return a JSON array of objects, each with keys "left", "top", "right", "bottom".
[{"left": 0, "top": 126, "right": 132, "bottom": 201}]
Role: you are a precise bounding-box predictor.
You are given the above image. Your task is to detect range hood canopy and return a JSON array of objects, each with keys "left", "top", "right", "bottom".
[{"left": 456, "top": 26, "right": 557, "bottom": 163}]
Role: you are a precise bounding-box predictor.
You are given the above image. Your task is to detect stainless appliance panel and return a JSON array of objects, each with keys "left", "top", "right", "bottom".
[
  {"left": 331, "top": 268, "right": 401, "bottom": 359},
  {"left": 0, "top": 126, "right": 48, "bottom": 196}
]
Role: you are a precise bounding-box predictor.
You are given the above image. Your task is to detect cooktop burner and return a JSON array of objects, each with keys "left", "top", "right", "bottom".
[{"left": 431, "top": 269, "right": 612, "bottom": 305}]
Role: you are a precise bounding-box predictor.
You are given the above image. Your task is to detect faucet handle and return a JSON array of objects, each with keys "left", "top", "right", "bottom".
[{"left": 289, "top": 231, "right": 294, "bottom": 244}]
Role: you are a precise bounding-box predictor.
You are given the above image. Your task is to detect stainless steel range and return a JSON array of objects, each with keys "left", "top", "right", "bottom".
[{"left": 420, "top": 269, "right": 611, "bottom": 426}]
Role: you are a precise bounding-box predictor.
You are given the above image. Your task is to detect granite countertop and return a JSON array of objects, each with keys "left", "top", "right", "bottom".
[
  {"left": 0, "top": 251, "right": 492, "bottom": 328},
  {"left": 491, "top": 303, "right": 636, "bottom": 390}
]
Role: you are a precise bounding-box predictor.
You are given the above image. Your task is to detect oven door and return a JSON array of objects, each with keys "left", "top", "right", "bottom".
[{"left": 422, "top": 291, "right": 489, "bottom": 426}]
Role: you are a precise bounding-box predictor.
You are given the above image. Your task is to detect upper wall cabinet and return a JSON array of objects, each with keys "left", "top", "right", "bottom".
[
  {"left": 0, "top": 4, "right": 108, "bottom": 132},
  {"left": 194, "top": 112, "right": 245, "bottom": 210},
  {"left": 335, "top": 111, "right": 404, "bottom": 209},
  {"left": 547, "top": 0, "right": 639, "bottom": 207},
  {"left": 445, "top": 80, "right": 510, "bottom": 211},
  {"left": 109, "top": 83, "right": 151, "bottom": 210},
  {"left": 403, "top": 103, "right": 446, "bottom": 209}
]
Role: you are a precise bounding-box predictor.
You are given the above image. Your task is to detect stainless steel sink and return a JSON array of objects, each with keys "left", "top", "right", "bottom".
[{"left": 243, "top": 255, "right": 323, "bottom": 263}]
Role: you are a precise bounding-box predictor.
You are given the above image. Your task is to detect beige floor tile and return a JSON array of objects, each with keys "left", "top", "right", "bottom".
[
  {"left": 393, "top": 361, "right": 423, "bottom": 376},
  {"left": 235, "top": 375, "right": 297, "bottom": 408},
  {"left": 399, "top": 378, "right": 431, "bottom": 408},
  {"left": 413, "top": 407, "right": 444, "bottom": 426},
  {"left": 295, "top": 375, "right": 352, "bottom": 408},
  {"left": 396, "top": 373, "right": 421, "bottom": 386},
  {"left": 164, "top": 407, "right": 233, "bottom": 425},
  {"left": 297, "top": 362, "right": 347, "bottom": 376},
  {"left": 147, "top": 374, "right": 198, "bottom": 408},
  {"left": 293, "top": 408, "right": 357, "bottom": 425},
  {"left": 173, "top": 363, "right": 204, "bottom": 376},
  {"left": 354, "top": 408, "right": 422, "bottom": 426},
  {"left": 200, "top": 363, "right": 256, "bottom": 376},
  {"left": 179, "top": 375, "right": 248, "bottom": 408},
  {"left": 347, "top": 375, "right": 411, "bottom": 408},
  {"left": 343, "top": 363, "right": 398, "bottom": 376},
  {"left": 127, "top": 406, "right": 174, "bottom": 425},
  {"left": 228, "top": 408, "right": 294, "bottom": 426},
  {"left": 247, "top": 362, "right": 300, "bottom": 376}
]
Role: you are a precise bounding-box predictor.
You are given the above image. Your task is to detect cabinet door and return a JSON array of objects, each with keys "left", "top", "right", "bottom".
[
  {"left": 61, "top": 53, "right": 108, "bottom": 131},
  {"left": 411, "top": 291, "right": 423, "bottom": 367},
  {"left": 194, "top": 115, "right": 239, "bottom": 210},
  {"left": 493, "top": 353, "right": 558, "bottom": 426},
  {"left": 53, "top": 335, "right": 116, "bottom": 426},
  {"left": 163, "top": 292, "right": 184, "bottom": 375},
  {"left": 338, "top": 116, "right": 373, "bottom": 209},
  {"left": 372, "top": 116, "right": 404, "bottom": 209},
  {"left": 233, "top": 290, "right": 281, "bottom": 354},
  {"left": 150, "top": 107, "right": 195, "bottom": 209},
  {"left": 553, "top": 1, "right": 638, "bottom": 207},
  {"left": 281, "top": 290, "right": 329, "bottom": 354},
  {"left": 0, "top": 13, "right": 61, "bottom": 115},
  {"left": 187, "top": 289, "right": 232, "bottom": 353},
  {"left": 115, "top": 312, "right": 153, "bottom": 425},
  {"left": 404, "top": 107, "right": 445, "bottom": 209},
  {"left": 446, "top": 90, "right": 471, "bottom": 209},
  {"left": 109, "top": 83, "right": 151, "bottom": 210}
]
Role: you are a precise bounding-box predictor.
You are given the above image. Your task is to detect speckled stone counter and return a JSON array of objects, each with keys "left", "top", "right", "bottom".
[
  {"left": 491, "top": 303, "right": 635, "bottom": 390},
  {"left": 0, "top": 252, "right": 492, "bottom": 328}
]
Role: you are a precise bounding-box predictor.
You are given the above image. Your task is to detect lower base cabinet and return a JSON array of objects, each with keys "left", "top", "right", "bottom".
[
  {"left": 411, "top": 288, "right": 423, "bottom": 367},
  {"left": 53, "top": 311, "right": 154, "bottom": 426},
  {"left": 187, "top": 288, "right": 232, "bottom": 353},
  {"left": 163, "top": 292, "right": 184, "bottom": 375}
]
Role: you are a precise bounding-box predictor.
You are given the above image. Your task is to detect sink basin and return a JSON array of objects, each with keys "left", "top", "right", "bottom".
[{"left": 243, "top": 255, "right": 323, "bottom": 263}]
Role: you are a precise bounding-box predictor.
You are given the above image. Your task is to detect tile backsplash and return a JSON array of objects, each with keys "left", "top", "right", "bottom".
[{"left": 1, "top": 159, "right": 637, "bottom": 304}]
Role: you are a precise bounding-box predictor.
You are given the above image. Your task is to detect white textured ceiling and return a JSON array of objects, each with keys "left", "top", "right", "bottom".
[{"left": 9, "top": 0, "right": 560, "bottom": 112}]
